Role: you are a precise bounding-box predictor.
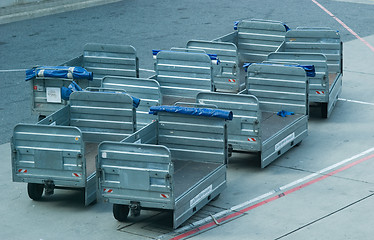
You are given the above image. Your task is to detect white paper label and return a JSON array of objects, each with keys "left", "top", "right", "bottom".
[
  {"left": 102, "top": 152, "right": 107, "bottom": 159},
  {"left": 46, "top": 87, "right": 61, "bottom": 103},
  {"left": 275, "top": 132, "right": 295, "bottom": 151},
  {"left": 190, "top": 185, "right": 213, "bottom": 207}
]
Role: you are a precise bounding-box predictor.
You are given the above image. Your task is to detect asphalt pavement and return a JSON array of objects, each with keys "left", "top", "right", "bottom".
[{"left": 1, "top": 0, "right": 374, "bottom": 239}]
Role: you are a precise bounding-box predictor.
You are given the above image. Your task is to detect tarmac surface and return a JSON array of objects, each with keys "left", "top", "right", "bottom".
[{"left": 1, "top": 0, "right": 374, "bottom": 239}]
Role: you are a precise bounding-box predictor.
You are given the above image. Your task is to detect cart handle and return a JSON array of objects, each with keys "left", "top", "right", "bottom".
[{"left": 174, "top": 102, "right": 218, "bottom": 109}]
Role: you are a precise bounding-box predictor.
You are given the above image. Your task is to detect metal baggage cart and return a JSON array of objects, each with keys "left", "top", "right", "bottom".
[
  {"left": 63, "top": 43, "right": 139, "bottom": 87},
  {"left": 11, "top": 91, "right": 137, "bottom": 205},
  {"left": 197, "top": 63, "right": 309, "bottom": 168},
  {"left": 97, "top": 105, "right": 232, "bottom": 228},
  {"left": 101, "top": 76, "right": 162, "bottom": 129},
  {"left": 27, "top": 66, "right": 93, "bottom": 120},
  {"left": 273, "top": 27, "right": 343, "bottom": 118}
]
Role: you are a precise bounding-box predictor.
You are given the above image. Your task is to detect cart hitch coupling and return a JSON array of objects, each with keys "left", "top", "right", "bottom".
[
  {"left": 130, "top": 202, "right": 141, "bottom": 217},
  {"left": 44, "top": 180, "right": 55, "bottom": 196}
]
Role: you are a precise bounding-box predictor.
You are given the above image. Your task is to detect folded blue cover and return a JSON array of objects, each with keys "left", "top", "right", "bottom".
[
  {"left": 25, "top": 66, "right": 93, "bottom": 81},
  {"left": 243, "top": 63, "right": 316, "bottom": 77},
  {"left": 149, "top": 106, "right": 233, "bottom": 120}
]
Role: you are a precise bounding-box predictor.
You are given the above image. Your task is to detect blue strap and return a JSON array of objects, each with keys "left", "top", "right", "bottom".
[
  {"left": 277, "top": 110, "right": 294, "bottom": 117},
  {"left": 234, "top": 21, "right": 239, "bottom": 30}
]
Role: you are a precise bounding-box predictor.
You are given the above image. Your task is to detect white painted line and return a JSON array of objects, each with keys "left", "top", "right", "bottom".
[
  {"left": 0, "top": 69, "right": 27, "bottom": 72},
  {"left": 173, "top": 147, "right": 374, "bottom": 234},
  {"left": 338, "top": 98, "right": 374, "bottom": 106}
]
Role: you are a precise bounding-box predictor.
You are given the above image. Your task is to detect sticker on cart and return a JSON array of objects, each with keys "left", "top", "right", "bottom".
[
  {"left": 275, "top": 132, "right": 295, "bottom": 152},
  {"left": 247, "top": 137, "right": 256, "bottom": 142},
  {"left": 103, "top": 188, "right": 113, "bottom": 193},
  {"left": 72, "top": 173, "right": 82, "bottom": 177},
  {"left": 46, "top": 87, "right": 61, "bottom": 103},
  {"left": 316, "top": 91, "right": 325, "bottom": 95},
  {"left": 33, "top": 85, "right": 44, "bottom": 91},
  {"left": 228, "top": 79, "right": 236, "bottom": 83},
  {"left": 160, "top": 193, "right": 170, "bottom": 199},
  {"left": 190, "top": 185, "right": 213, "bottom": 207},
  {"left": 102, "top": 152, "right": 107, "bottom": 159},
  {"left": 18, "top": 169, "right": 27, "bottom": 173}
]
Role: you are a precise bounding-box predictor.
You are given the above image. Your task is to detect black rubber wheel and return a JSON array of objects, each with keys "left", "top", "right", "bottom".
[
  {"left": 321, "top": 103, "right": 328, "bottom": 118},
  {"left": 113, "top": 204, "right": 130, "bottom": 222},
  {"left": 212, "top": 194, "right": 220, "bottom": 201},
  {"left": 38, "top": 115, "right": 46, "bottom": 122},
  {"left": 228, "top": 144, "right": 233, "bottom": 158},
  {"left": 27, "top": 183, "right": 44, "bottom": 200}
]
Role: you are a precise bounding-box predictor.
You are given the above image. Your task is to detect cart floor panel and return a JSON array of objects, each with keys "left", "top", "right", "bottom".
[
  {"left": 173, "top": 160, "right": 222, "bottom": 199},
  {"left": 261, "top": 112, "right": 302, "bottom": 141}
]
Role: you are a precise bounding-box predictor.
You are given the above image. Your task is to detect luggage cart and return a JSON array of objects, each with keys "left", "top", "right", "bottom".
[
  {"left": 26, "top": 66, "right": 93, "bottom": 120},
  {"left": 272, "top": 27, "right": 343, "bottom": 118},
  {"left": 197, "top": 63, "right": 309, "bottom": 168},
  {"left": 213, "top": 19, "right": 289, "bottom": 63},
  {"left": 63, "top": 43, "right": 139, "bottom": 87},
  {"left": 97, "top": 105, "right": 232, "bottom": 228},
  {"left": 11, "top": 91, "right": 137, "bottom": 205},
  {"left": 101, "top": 76, "right": 162, "bottom": 129}
]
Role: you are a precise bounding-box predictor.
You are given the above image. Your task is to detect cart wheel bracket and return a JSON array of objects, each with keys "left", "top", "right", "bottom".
[{"left": 44, "top": 180, "right": 55, "bottom": 196}]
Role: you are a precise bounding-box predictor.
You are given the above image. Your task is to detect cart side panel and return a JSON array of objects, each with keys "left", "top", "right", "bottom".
[
  {"left": 121, "top": 121, "right": 158, "bottom": 145},
  {"left": 155, "top": 51, "right": 213, "bottom": 99},
  {"left": 267, "top": 52, "right": 329, "bottom": 102},
  {"left": 173, "top": 165, "right": 226, "bottom": 229},
  {"left": 157, "top": 112, "right": 227, "bottom": 164},
  {"left": 261, "top": 116, "right": 308, "bottom": 168},
  {"left": 83, "top": 43, "right": 138, "bottom": 87},
  {"left": 236, "top": 19, "right": 288, "bottom": 63},
  {"left": 247, "top": 63, "right": 308, "bottom": 115},
  {"left": 196, "top": 92, "right": 261, "bottom": 151},
  {"left": 327, "top": 73, "right": 342, "bottom": 118},
  {"left": 187, "top": 40, "right": 243, "bottom": 92},
  {"left": 98, "top": 142, "right": 174, "bottom": 209},
  {"left": 101, "top": 76, "right": 161, "bottom": 129},
  {"left": 37, "top": 105, "right": 70, "bottom": 126},
  {"left": 69, "top": 91, "right": 136, "bottom": 142},
  {"left": 12, "top": 124, "right": 84, "bottom": 186},
  {"left": 213, "top": 31, "right": 238, "bottom": 45}
]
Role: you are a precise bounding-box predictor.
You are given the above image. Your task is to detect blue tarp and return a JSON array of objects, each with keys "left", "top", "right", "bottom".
[
  {"left": 243, "top": 63, "right": 316, "bottom": 77},
  {"left": 149, "top": 106, "right": 233, "bottom": 120},
  {"left": 61, "top": 81, "right": 82, "bottom": 100},
  {"left": 25, "top": 66, "right": 93, "bottom": 81}
]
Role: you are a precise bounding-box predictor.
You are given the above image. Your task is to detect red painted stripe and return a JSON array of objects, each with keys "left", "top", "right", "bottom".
[
  {"left": 171, "top": 153, "right": 374, "bottom": 240},
  {"left": 312, "top": 0, "right": 374, "bottom": 53}
]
